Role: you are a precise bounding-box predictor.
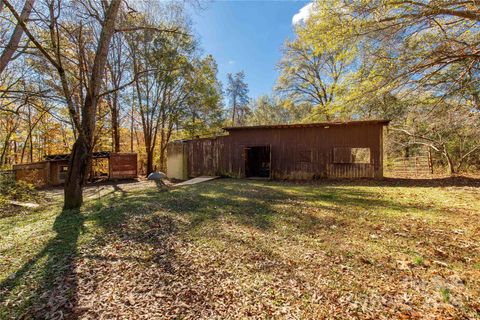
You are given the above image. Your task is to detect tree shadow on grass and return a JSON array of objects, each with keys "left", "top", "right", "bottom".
[
  {"left": 306, "top": 176, "right": 480, "bottom": 188},
  {"left": 1, "top": 178, "right": 475, "bottom": 318},
  {"left": 0, "top": 184, "right": 167, "bottom": 318},
  {"left": 0, "top": 182, "right": 257, "bottom": 318},
  {"left": 73, "top": 180, "right": 480, "bottom": 318},
  {"left": 155, "top": 179, "right": 476, "bottom": 266},
  {"left": 153, "top": 179, "right": 443, "bottom": 234},
  {"left": 0, "top": 208, "right": 85, "bottom": 319}
]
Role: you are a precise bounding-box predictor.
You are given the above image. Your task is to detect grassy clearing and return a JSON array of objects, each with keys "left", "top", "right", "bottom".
[{"left": 1, "top": 179, "right": 479, "bottom": 319}]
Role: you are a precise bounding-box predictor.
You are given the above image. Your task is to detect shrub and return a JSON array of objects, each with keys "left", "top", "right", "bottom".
[{"left": 0, "top": 175, "right": 37, "bottom": 207}]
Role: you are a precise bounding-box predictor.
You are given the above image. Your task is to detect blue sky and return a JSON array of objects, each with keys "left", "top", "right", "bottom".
[{"left": 191, "top": 1, "right": 310, "bottom": 99}]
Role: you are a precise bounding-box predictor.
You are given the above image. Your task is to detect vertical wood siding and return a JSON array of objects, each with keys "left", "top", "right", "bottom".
[
  {"left": 13, "top": 162, "right": 50, "bottom": 186},
  {"left": 326, "top": 163, "right": 375, "bottom": 178},
  {"left": 181, "top": 123, "right": 385, "bottom": 179},
  {"left": 109, "top": 153, "right": 137, "bottom": 179}
]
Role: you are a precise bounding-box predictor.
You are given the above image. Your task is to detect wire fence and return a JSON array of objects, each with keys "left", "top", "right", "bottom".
[{"left": 385, "top": 155, "right": 433, "bottom": 178}]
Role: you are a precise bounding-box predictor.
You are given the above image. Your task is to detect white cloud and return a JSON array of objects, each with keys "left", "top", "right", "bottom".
[
  {"left": 228, "top": 60, "right": 236, "bottom": 65},
  {"left": 292, "top": 2, "right": 313, "bottom": 25}
]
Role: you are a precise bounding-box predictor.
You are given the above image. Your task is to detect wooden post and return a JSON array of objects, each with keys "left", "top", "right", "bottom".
[
  {"left": 46, "top": 161, "right": 51, "bottom": 185},
  {"left": 108, "top": 154, "right": 113, "bottom": 180},
  {"left": 428, "top": 148, "right": 433, "bottom": 175},
  {"left": 414, "top": 158, "right": 416, "bottom": 177}
]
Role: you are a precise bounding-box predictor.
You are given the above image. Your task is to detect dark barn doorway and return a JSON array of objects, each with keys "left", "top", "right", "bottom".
[{"left": 245, "top": 146, "right": 271, "bottom": 178}]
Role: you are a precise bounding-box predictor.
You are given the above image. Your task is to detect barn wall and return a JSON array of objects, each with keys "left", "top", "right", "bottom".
[
  {"left": 13, "top": 162, "right": 50, "bottom": 187},
  {"left": 49, "top": 160, "right": 69, "bottom": 185},
  {"left": 13, "top": 153, "right": 138, "bottom": 187},
  {"left": 181, "top": 123, "right": 385, "bottom": 179},
  {"left": 187, "top": 138, "right": 217, "bottom": 177},
  {"left": 14, "top": 160, "right": 68, "bottom": 186}
]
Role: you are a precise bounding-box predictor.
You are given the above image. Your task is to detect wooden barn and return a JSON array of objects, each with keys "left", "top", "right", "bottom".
[
  {"left": 13, "top": 152, "right": 137, "bottom": 187},
  {"left": 167, "top": 120, "right": 389, "bottom": 180}
]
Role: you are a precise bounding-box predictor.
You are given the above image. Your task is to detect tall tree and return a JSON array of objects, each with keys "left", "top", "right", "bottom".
[
  {"left": 276, "top": 34, "right": 352, "bottom": 121},
  {"left": 247, "top": 95, "right": 291, "bottom": 125},
  {"left": 0, "top": 0, "right": 228, "bottom": 187},
  {"left": 62, "top": 0, "right": 123, "bottom": 209},
  {"left": 0, "top": 0, "right": 35, "bottom": 75},
  {"left": 290, "top": 0, "right": 480, "bottom": 173},
  {"left": 4, "top": 0, "right": 123, "bottom": 208},
  {"left": 226, "top": 71, "right": 249, "bottom": 125},
  {"left": 183, "top": 55, "right": 224, "bottom": 138},
  {"left": 105, "top": 32, "right": 129, "bottom": 152},
  {"left": 303, "top": 0, "right": 480, "bottom": 107},
  {"left": 126, "top": 11, "right": 194, "bottom": 174}
]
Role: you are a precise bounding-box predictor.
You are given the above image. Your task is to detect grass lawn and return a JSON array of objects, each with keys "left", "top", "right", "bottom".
[{"left": 1, "top": 179, "right": 479, "bottom": 319}]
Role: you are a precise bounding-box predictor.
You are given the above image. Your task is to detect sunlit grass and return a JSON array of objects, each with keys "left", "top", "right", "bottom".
[{"left": 1, "top": 178, "right": 479, "bottom": 318}]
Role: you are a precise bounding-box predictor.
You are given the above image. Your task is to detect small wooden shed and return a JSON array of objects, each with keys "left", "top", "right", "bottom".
[
  {"left": 167, "top": 120, "right": 389, "bottom": 180},
  {"left": 13, "top": 152, "right": 138, "bottom": 187}
]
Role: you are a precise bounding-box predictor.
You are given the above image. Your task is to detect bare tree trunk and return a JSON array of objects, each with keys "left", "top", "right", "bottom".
[
  {"left": 29, "top": 132, "right": 33, "bottom": 162},
  {"left": 106, "top": 43, "right": 123, "bottom": 153},
  {"left": 0, "top": 119, "right": 17, "bottom": 166},
  {"left": 159, "top": 147, "right": 166, "bottom": 172},
  {"left": 64, "top": 136, "right": 89, "bottom": 208},
  {"left": 13, "top": 140, "right": 17, "bottom": 164},
  {"left": 130, "top": 105, "right": 134, "bottom": 153},
  {"left": 0, "top": 0, "right": 35, "bottom": 75},
  {"left": 428, "top": 147, "right": 433, "bottom": 174},
  {"left": 232, "top": 97, "right": 236, "bottom": 124},
  {"left": 446, "top": 156, "right": 455, "bottom": 175},
  {"left": 20, "top": 104, "right": 37, "bottom": 163},
  {"left": 159, "top": 128, "right": 166, "bottom": 172},
  {"left": 111, "top": 97, "right": 120, "bottom": 152},
  {"left": 64, "top": 0, "right": 122, "bottom": 209},
  {"left": 145, "top": 146, "right": 154, "bottom": 175},
  {"left": 442, "top": 145, "right": 455, "bottom": 175},
  {"left": 0, "top": 132, "right": 13, "bottom": 165},
  {"left": 159, "top": 120, "right": 174, "bottom": 173}
]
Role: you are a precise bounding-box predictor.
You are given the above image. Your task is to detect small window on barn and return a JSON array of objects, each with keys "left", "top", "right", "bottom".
[
  {"left": 333, "top": 147, "right": 371, "bottom": 164},
  {"left": 59, "top": 165, "right": 68, "bottom": 182},
  {"left": 351, "top": 148, "right": 370, "bottom": 163},
  {"left": 297, "top": 150, "right": 312, "bottom": 163}
]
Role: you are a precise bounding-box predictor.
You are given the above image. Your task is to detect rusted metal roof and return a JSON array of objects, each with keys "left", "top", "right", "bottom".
[
  {"left": 223, "top": 120, "right": 390, "bottom": 131},
  {"left": 172, "top": 134, "right": 229, "bottom": 143},
  {"left": 44, "top": 151, "right": 111, "bottom": 161}
]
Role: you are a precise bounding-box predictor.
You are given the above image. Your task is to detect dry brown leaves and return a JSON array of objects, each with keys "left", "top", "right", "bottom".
[{"left": 30, "top": 181, "right": 480, "bottom": 320}]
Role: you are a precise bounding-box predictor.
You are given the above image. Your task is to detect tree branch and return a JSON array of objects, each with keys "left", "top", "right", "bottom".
[{"left": 2, "top": 0, "right": 61, "bottom": 70}]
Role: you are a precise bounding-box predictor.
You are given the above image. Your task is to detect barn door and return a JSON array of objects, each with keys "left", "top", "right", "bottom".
[
  {"left": 268, "top": 144, "right": 272, "bottom": 179},
  {"left": 243, "top": 147, "right": 250, "bottom": 177},
  {"left": 244, "top": 145, "right": 271, "bottom": 178}
]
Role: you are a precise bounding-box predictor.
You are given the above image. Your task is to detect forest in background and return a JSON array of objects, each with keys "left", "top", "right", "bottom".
[
  {"left": 0, "top": 0, "right": 225, "bottom": 178},
  {"left": 1, "top": 0, "right": 479, "bottom": 184}
]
